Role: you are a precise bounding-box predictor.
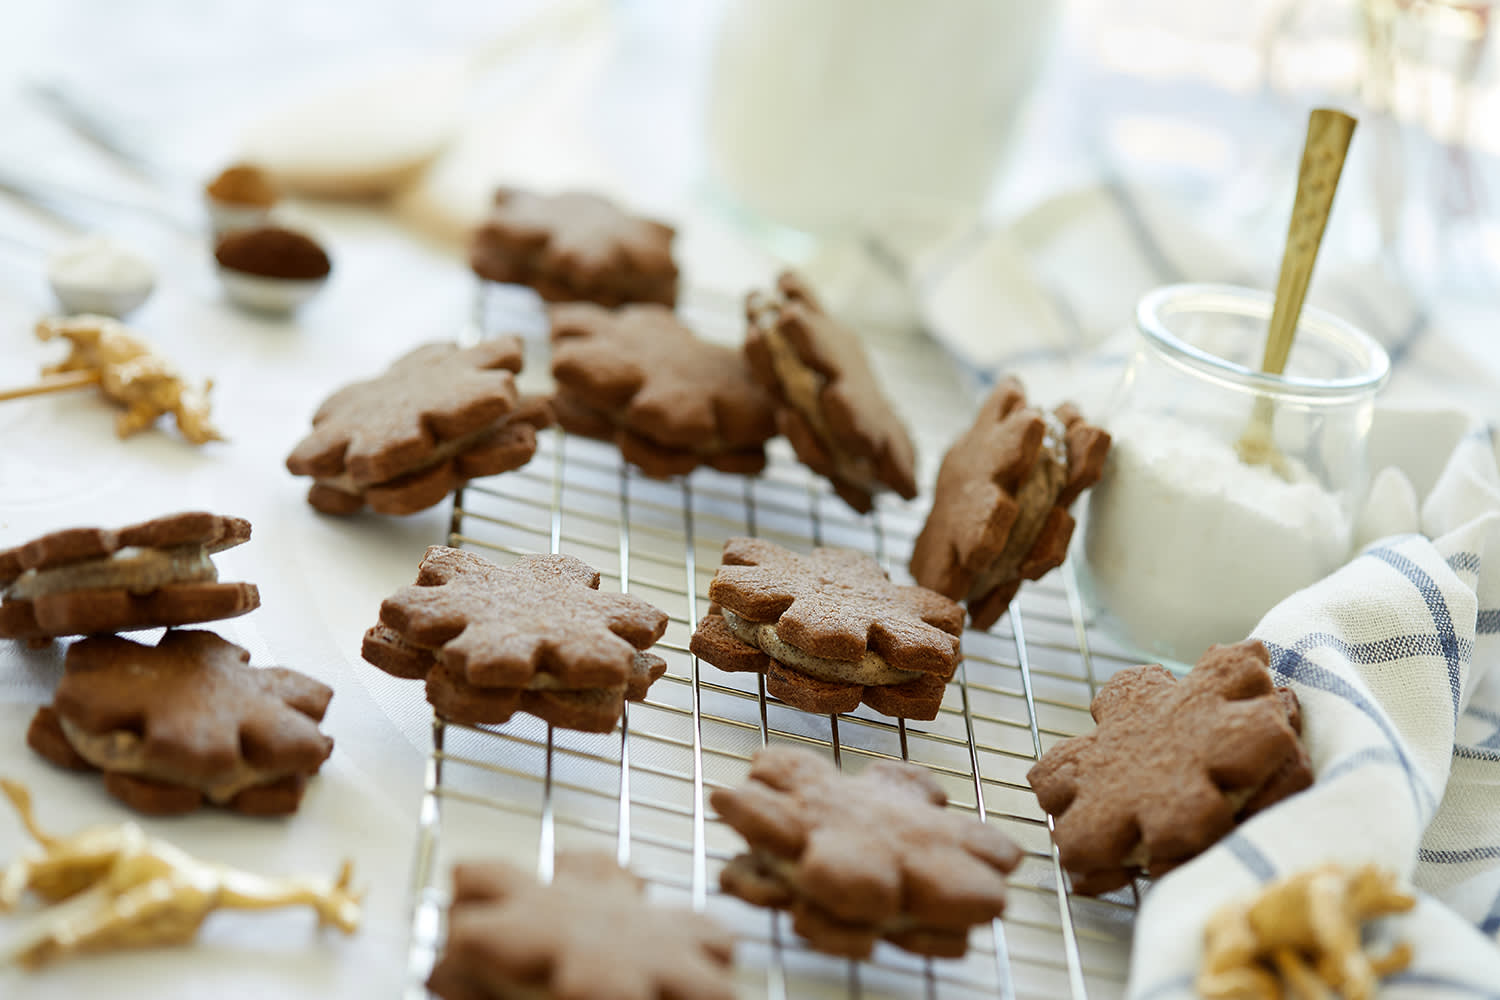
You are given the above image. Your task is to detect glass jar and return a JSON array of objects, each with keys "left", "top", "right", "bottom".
[
  {"left": 1076, "top": 283, "right": 1391, "bottom": 670},
  {"left": 703, "top": 0, "right": 1057, "bottom": 248}
]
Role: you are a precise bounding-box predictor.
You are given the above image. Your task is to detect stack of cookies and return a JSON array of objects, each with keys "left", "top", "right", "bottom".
[
  {"left": 0, "top": 511, "right": 258, "bottom": 641},
  {"left": 691, "top": 538, "right": 965, "bottom": 720},
  {"left": 745, "top": 271, "right": 918, "bottom": 513},
  {"left": 427, "top": 852, "right": 735, "bottom": 1000},
  {"left": 3, "top": 512, "right": 336, "bottom": 816},
  {"left": 549, "top": 302, "right": 778, "bottom": 478},
  {"left": 29, "top": 629, "right": 334, "bottom": 816},
  {"left": 469, "top": 189, "right": 678, "bottom": 307},
  {"left": 713, "top": 746, "right": 1023, "bottom": 959},
  {"left": 362, "top": 546, "right": 671, "bottom": 733},
  {"left": 911, "top": 377, "right": 1111, "bottom": 629},
  {"left": 286, "top": 339, "right": 552, "bottom": 516}
]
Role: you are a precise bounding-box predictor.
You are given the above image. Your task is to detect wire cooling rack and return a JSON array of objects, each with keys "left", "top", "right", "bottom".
[{"left": 401, "top": 287, "right": 1144, "bottom": 1000}]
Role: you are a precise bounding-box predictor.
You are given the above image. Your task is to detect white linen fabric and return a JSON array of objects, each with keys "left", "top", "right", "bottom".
[
  {"left": 1126, "top": 411, "right": 1500, "bottom": 998},
  {"left": 920, "top": 184, "right": 1500, "bottom": 426}
]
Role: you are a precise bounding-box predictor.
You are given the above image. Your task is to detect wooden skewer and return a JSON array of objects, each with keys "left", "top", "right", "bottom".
[
  {"left": 0, "top": 369, "right": 102, "bottom": 402},
  {"left": 1236, "top": 108, "right": 1358, "bottom": 473}
]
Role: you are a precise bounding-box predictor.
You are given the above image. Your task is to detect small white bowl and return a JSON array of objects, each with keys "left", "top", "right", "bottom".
[
  {"left": 49, "top": 274, "right": 155, "bottom": 317},
  {"left": 216, "top": 267, "right": 327, "bottom": 314},
  {"left": 46, "top": 234, "right": 156, "bottom": 317}
]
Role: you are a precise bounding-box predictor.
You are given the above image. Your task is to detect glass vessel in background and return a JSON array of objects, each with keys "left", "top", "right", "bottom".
[
  {"left": 704, "top": 0, "right": 1057, "bottom": 260},
  {"left": 1359, "top": 0, "right": 1498, "bottom": 297},
  {"left": 1076, "top": 284, "right": 1391, "bottom": 669}
]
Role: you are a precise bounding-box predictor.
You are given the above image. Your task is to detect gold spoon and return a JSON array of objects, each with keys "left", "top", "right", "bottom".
[{"left": 1236, "top": 108, "right": 1358, "bottom": 474}]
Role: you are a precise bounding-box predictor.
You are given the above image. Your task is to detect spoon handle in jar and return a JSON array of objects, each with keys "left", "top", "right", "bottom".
[{"left": 1262, "top": 108, "right": 1357, "bottom": 375}]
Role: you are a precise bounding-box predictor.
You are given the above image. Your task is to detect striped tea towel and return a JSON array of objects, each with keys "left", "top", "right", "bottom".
[{"left": 1127, "top": 411, "right": 1500, "bottom": 998}]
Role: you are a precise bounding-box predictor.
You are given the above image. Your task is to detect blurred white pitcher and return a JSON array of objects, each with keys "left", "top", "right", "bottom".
[{"left": 705, "top": 0, "right": 1058, "bottom": 249}]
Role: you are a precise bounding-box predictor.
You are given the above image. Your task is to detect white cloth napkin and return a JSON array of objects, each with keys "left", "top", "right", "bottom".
[
  {"left": 1126, "top": 409, "right": 1500, "bottom": 998},
  {"left": 920, "top": 184, "right": 1500, "bottom": 425}
]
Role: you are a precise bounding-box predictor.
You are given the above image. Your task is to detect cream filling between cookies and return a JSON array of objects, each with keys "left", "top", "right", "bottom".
[
  {"left": 966, "top": 412, "right": 1067, "bottom": 602},
  {"left": 6, "top": 545, "right": 217, "bottom": 601},
  {"left": 314, "top": 418, "right": 515, "bottom": 495},
  {"left": 720, "top": 609, "right": 922, "bottom": 687},
  {"left": 59, "top": 719, "right": 288, "bottom": 804},
  {"left": 522, "top": 673, "right": 623, "bottom": 693},
  {"left": 753, "top": 309, "right": 880, "bottom": 491}
]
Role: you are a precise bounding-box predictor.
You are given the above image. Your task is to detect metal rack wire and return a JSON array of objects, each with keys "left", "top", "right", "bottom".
[{"left": 403, "top": 289, "right": 1141, "bottom": 1000}]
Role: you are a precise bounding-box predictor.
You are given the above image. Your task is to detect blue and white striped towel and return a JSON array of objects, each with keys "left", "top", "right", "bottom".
[{"left": 1128, "top": 411, "right": 1500, "bottom": 999}]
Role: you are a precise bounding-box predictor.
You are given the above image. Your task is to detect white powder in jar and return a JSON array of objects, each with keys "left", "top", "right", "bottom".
[{"left": 1081, "top": 411, "right": 1352, "bottom": 662}]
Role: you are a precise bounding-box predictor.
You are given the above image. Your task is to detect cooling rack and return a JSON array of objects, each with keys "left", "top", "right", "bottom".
[{"left": 402, "top": 287, "right": 1143, "bottom": 1000}]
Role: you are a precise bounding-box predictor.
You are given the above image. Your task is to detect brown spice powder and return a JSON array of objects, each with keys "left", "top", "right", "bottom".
[
  {"left": 205, "top": 164, "right": 278, "bottom": 208},
  {"left": 215, "top": 226, "right": 331, "bottom": 281}
]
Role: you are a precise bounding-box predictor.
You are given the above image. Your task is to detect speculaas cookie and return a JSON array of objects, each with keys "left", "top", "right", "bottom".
[
  {"left": 427, "top": 851, "right": 735, "bottom": 1000},
  {"left": 26, "top": 629, "right": 333, "bottom": 816},
  {"left": 0, "top": 511, "right": 258, "bottom": 640},
  {"left": 362, "top": 546, "right": 669, "bottom": 732},
  {"left": 910, "top": 377, "right": 1111, "bottom": 630},
  {"left": 689, "top": 538, "right": 964, "bottom": 720},
  {"left": 744, "top": 271, "right": 916, "bottom": 513},
  {"left": 286, "top": 339, "right": 552, "bottom": 516},
  {"left": 469, "top": 188, "right": 678, "bottom": 308},
  {"left": 713, "top": 745, "right": 1022, "bottom": 959},
  {"left": 1026, "top": 640, "right": 1313, "bottom": 896},
  {"left": 550, "top": 303, "right": 777, "bottom": 478}
]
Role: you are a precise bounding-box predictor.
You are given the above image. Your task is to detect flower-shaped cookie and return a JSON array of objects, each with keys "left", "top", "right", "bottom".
[
  {"left": 427, "top": 852, "right": 735, "bottom": 1000},
  {"left": 744, "top": 271, "right": 916, "bottom": 513},
  {"left": 0, "top": 511, "right": 257, "bottom": 640},
  {"left": 691, "top": 537, "right": 964, "bottom": 719},
  {"left": 713, "top": 745, "right": 1022, "bottom": 958},
  {"left": 27, "top": 629, "right": 333, "bottom": 815},
  {"left": 470, "top": 188, "right": 678, "bottom": 307},
  {"left": 910, "top": 378, "right": 1110, "bottom": 629},
  {"left": 363, "top": 546, "right": 669, "bottom": 732},
  {"left": 286, "top": 340, "right": 549, "bottom": 515},
  {"left": 550, "top": 303, "right": 777, "bottom": 477},
  {"left": 1027, "top": 641, "right": 1313, "bottom": 895}
]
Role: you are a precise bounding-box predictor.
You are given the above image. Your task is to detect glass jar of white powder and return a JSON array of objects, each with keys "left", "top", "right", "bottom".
[{"left": 1077, "top": 284, "right": 1390, "bottom": 670}]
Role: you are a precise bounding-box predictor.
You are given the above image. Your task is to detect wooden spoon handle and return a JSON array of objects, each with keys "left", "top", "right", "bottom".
[
  {"left": 0, "top": 369, "right": 101, "bottom": 403},
  {"left": 1262, "top": 108, "right": 1358, "bottom": 376}
]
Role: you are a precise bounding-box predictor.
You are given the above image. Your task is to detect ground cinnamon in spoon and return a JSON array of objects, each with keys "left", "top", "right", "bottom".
[
  {"left": 215, "top": 226, "right": 331, "bottom": 280},
  {"left": 205, "top": 164, "right": 278, "bottom": 208}
]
